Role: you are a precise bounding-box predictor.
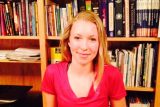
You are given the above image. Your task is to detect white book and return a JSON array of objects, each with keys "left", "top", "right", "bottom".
[
  {"left": 124, "top": 0, "right": 130, "bottom": 37},
  {"left": 15, "top": 48, "right": 40, "bottom": 56},
  {"left": 147, "top": 48, "right": 154, "bottom": 87},
  {"left": 135, "top": 44, "right": 142, "bottom": 87}
]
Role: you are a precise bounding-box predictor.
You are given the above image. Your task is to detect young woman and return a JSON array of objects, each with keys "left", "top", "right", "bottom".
[{"left": 42, "top": 11, "right": 126, "bottom": 107}]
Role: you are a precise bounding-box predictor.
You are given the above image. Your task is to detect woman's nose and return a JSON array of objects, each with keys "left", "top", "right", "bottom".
[{"left": 81, "top": 40, "right": 88, "bottom": 51}]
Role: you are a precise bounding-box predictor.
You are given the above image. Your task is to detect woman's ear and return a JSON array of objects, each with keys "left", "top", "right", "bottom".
[{"left": 68, "top": 41, "right": 71, "bottom": 47}]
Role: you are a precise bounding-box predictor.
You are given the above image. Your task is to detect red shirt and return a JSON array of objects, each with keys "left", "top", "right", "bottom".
[{"left": 42, "top": 61, "right": 126, "bottom": 107}]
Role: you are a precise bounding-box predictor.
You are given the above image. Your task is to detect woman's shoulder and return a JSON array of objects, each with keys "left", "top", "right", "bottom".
[
  {"left": 103, "top": 64, "right": 121, "bottom": 77},
  {"left": 46, "top": 61, "right": 69, "bottom": 73}
]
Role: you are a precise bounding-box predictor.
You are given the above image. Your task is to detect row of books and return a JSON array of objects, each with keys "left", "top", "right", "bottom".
[
  {"left": 45, "top": 0, "right": 160, "bottom": 37},
  {"left": 0, "top": 48, "right": 40, "bottom": 61},
  {"left": 109, "top": 43, "right": 156, "bottom": 88},
  {"left": 45, "top": 0, "right": 78, "bottom": 36},
  {"left": 127, "top": 96, "right": 153, "bottom": 107},
  {"left": 0, "top": 0, "right": 38, "bottom": 36}
]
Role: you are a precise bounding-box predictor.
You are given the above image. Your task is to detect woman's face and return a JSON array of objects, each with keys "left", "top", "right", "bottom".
[{"left": 68, "top": 20, "right": 99, "bottom": 65}]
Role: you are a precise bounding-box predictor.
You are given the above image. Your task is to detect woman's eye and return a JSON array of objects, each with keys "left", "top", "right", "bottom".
[
  {"left": 90, "top": 38, "right": 96, "bottom": 41},
  {"left": 74, "top": 36, "right": 80, "bottom": 39}
]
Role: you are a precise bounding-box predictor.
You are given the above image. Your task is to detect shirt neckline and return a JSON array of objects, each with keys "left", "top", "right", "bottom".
[{"left": 64, "top": 62, "right": 102, "bottom": 101}]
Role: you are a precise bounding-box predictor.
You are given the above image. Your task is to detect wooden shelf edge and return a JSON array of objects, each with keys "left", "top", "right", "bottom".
[
  {"left": 126, "top": 87, "right": 155, "bottom": 92},
  {"left": 0, "top": 36, "right": 40, "bottom": 40},
  {"left": 107, "top": 37, "right": 159, "bottom": 41},
  {"left": 0, "top": 59, "right": 41, "bottom": 63},
  {"left": 46, "top": 36, "right": 159, "bottom": 41},
  {"left": 47, "top": 36, "right": 61, "bottom": 40}
]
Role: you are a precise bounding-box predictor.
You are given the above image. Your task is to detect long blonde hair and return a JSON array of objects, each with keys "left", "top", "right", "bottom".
[{"left": 60, "top": 11, "right": 110, "bottom": 84}]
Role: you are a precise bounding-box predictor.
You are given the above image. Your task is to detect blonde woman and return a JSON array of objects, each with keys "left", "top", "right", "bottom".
[{"left": 42, "top": 11, "right": 126, "bottom": 107}]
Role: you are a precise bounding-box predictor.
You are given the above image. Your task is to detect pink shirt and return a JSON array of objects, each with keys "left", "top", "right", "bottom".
[{"left": 42, "top": 61, "right": 126, "bottom": 107}]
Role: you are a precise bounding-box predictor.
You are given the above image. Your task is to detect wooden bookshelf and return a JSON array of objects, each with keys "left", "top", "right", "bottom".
[
  {"left": 39, "top": 0, "right": 160, "bottom": 107},
  {"left": 0, "top": 0, "right": 160, "bottom": 107}
]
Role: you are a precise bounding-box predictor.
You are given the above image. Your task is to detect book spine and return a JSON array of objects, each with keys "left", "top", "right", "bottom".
[
  {"left": 0, "top": 4, "right": 7, "bottom": 35},
  {"left": 66, "top": 2, "right": 73, "bottom": 22},
  {"left": 31, "top": 1, "right": 36, "bottom": 36},
  {"left": 21, "top": 0, "right": 27, "bottom": 35},
  {"left": 147, "top": 0, "right": 152, "bottom": 37},
  {"left": 91, "top": 0, "right": 99, "bottom": 16},
  {"left": 55, "top": 5, "right": 61, "bottom": 36},
  {"left": 72, "top": 0, "right": 78, "bottom": 17},
  {"left": 77, "top": 0, "right": 85, "bottom": 12},
  {"left": 7, "top": 1, "right": 15, "bottom": 35},
  {"left": 150, "top": 0, "right": 159, "bottom": 37},
  {"left": 108, "top": 0, "right": 114, "bottom": 37},
  {"left": 142, "top": 0, "right": 148, "bottom": 37},
  {"left": 18, "top": 2, "right": 23, "bottom": 35},
  {"left": 136, "top": 0, "right": 142, "bottom": 37},
  {"left": 13, "top": 2, "right": 20, "bottom": 35},
  {"left": 26, "top": 0, "right": 30, "bottom": 36},
  {"left": 114, "top": 0, "right": 124, "bottom": 37},
  {"left": 50, "top": 47, "right": 62, "bottom": 63},
  {"left": 124, "top": 0, "right": 130, "bottom": 37},
  {"left": 130, "top": 0, "right": 136, "bottom": 37},
  {"left": 34, "top": 2, "right": 38, "bottom": 36},
  {"left": 85, "top": 0, "right": 91, "bottom": 11}
]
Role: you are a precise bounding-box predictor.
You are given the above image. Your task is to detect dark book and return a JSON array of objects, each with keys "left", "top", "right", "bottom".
[
  {"left": 114, "top": 0, "right": 124, "bottom": 37},
  {"left": 99, "top": 0, "right": 108, "bottom": 35},
  {"left": 130, "top": 0, "right": 136, "bottom": 37},
  {"left": 77, "top": 0, "right": 85, "bottom": 12},
  {"left": 91, "top": 0, "right": 99, "bottom": 16},
  {"left": 108, "top": 0, "right": 114, "bottom": 37},
  {"left": 150, "top": 0, "right": 159, "bottom": 37},
  {"left": 13, "top": 2, "right": 20, "bottom": 35}
]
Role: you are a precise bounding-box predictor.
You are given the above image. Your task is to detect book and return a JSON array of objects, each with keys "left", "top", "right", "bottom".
[
  {"left": 21, "top": 0, "right": 27, "bottom": 35},
  {"left": 150, "top": 0, "right": 160, "bottom": 37},
  {"left": 91, "top": 0, "right": 99, "bottom": 16},
  {"left": 108, "top": 0, "right": 114, "bottom": 37},
  {"left": 129, "top": 0, "right": 136, "bottom": 37},
  {"left": 114, "top": 0, "right": 124, "bottom": 37},
  {"left": 85, "top": 0, "right": 91, "bottom": 11},
  {"left": 13, "top": 2, "right": 20, "bottom": 35},
  {"left": 77, "top": 0, "right": 85, "bottom": 12},
  {"left": 124, "top": 0, "right": 130, "bottom": 37},
  {"left": 99, "top": 0, "right": 107, "bottom": 29},
  {"left": 50, "top": 47, "right": 62, "bottom": 63}
]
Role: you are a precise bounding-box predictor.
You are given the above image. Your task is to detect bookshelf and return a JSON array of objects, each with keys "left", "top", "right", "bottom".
[
  {"left": 0, "top": 0, "right": 160, "bottom": 107},
  {"left": 39, "top": 0, "right": 160, "bottom": 107}
]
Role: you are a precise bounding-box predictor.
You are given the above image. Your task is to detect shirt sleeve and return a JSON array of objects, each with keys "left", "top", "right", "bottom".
[
  {"left": 107, "top": 66, "right": 126, "bottom": 100},
  {"left": 41, "top": 64, "right": 56, "bottom": 95}
]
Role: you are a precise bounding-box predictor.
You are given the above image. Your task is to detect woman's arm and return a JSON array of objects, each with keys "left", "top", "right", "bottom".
[
  {"left": 42, "top": 92, "right": 57, "bottom": 107},
  {"left": 110, "top": 97, "right": 126, "bottom": 107}
]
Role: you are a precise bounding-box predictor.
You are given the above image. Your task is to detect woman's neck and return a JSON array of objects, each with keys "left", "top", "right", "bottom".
[{"left": 69, "top": 61, "right": 94, "bottom": 76}]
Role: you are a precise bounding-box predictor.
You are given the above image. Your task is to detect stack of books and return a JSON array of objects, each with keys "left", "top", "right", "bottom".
[
  {"left": 0, "top": 50, "right": 13, "bottom": 60},
  {"left": 6, "top": 48, "right": 40, "bottom": 61}
]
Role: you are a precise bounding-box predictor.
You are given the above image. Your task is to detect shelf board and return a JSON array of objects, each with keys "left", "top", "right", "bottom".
[
  {"left": 0, "top": 36, "right": 39, "bottom": 40},
  {"left": 47, "top": 36, "right": 61, "bottom": 40},
  {"left": 46, "top": 36, "right": 159, "bottom": 41},
  {"left": 126, "top": 87, "right": 154, "bottom": 92},
  {"left": 107, "top": 37, "right": 159, "bottom": 41},
  {"left": 0, "top": 59, "right": 41, "bottom": 63}
]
